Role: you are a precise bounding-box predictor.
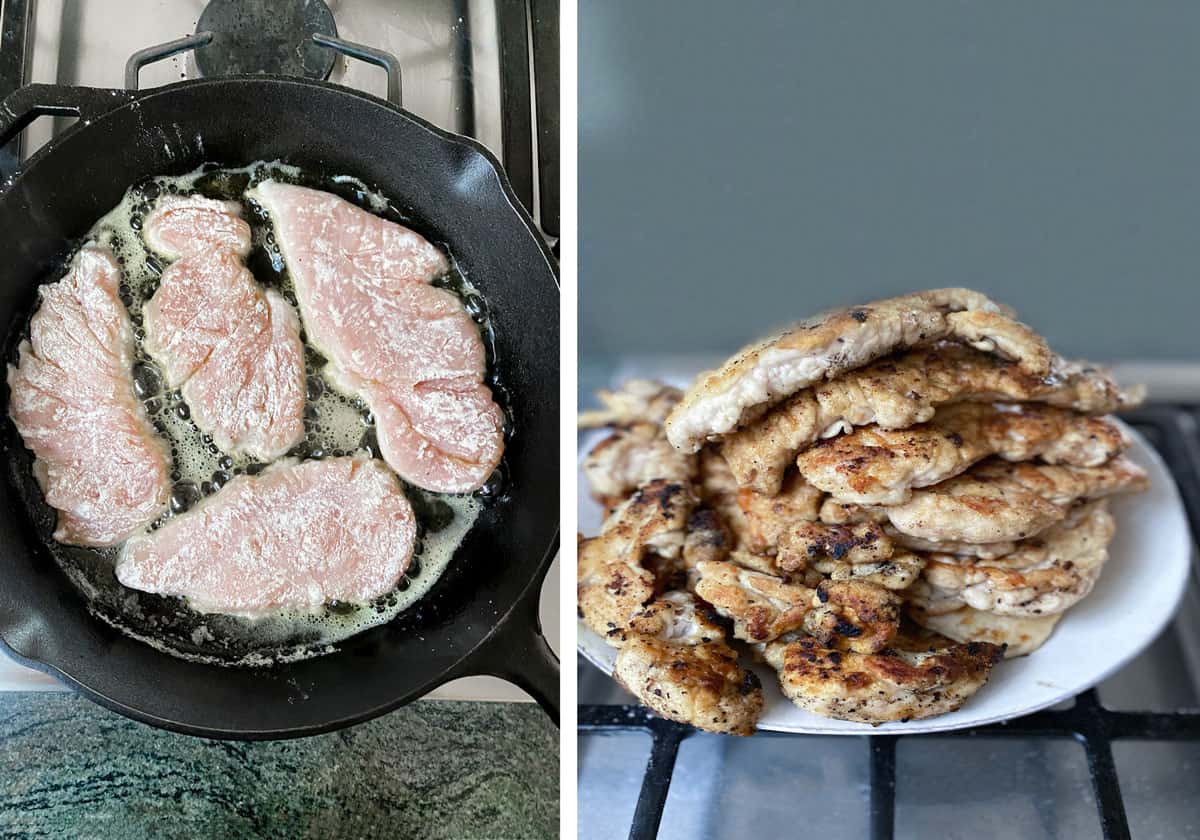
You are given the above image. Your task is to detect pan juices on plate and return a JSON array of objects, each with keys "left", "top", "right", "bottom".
[{"left": 578, "top": 289, "right": 1146, "bottom": 734}]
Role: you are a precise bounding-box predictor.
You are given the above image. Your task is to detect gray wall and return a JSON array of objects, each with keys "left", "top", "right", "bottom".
[{"left": 580, "top": 2, "right": 1200, "bottom": 362}]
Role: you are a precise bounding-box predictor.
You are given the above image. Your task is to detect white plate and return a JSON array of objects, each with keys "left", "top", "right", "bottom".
[{"left": 577, "top": 420, "right": 1193, "bottom": 734}]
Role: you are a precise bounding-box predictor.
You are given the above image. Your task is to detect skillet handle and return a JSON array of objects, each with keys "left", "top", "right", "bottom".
[
  {"left": 477, "top": 602, "right": 560, "bottom": 724},
  {"left": 456, "top": 567, "right": 560, "bottom": 724},
  {"left": 0, "top": 84, "right": 132, "bottom": 150}
]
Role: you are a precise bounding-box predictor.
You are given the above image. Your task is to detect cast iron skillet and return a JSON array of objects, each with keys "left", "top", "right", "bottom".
[{"left": 0, "top": 69, "right": 559, "bottom": 738}]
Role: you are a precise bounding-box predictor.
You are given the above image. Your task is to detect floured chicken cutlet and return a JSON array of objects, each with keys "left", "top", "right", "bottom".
[
  {"left": 580, "top": 289, "right": 1147, "bottom": 730},
  {"left": 796, "top": 403, "right": 1129, "bottom": 505},
  {"left": 723, "top": 343, "right": 1141, "bottom": 495},
  {"left": 812, "top": 553, "right": 925, "bottom": 591},
  {"left": 142, "top": 195, "right": 305, "bottom": 461},
  {"left": 734, "top": 471, "right": 822, "bottom": 553},
  {"left": 697, "top": 449, "right": 754, "bottom": 549},
  {"left": 818, "top": 500, "right": 1021, "bottom": 559},
  {"left": 576, "top": 469, "right": 764, "bottom": 734},
  {"left": 7, "top": 244, "right": 170, "bottom": 545},
  {"left": 665, "top": 288, "right": 1050, "bottom": 452},
  {"left": 695, "top": 559, "right": 902, "bottom": 653},
  {"left": 614, "top": 592, "right": 764, "bottom": 736},
  {"left": 694, "top": 559, "right": 814, "bottom": 643},
  {"left": 802, "top": 579, "right": 902, "bottom": 654},
  {"left": 761, "top": 626, "right": 1004, "bottom": 724},
  {"left": 777, "top": 521, "right": 895, "bottom": 568},
  {"left": 580, "top": 380, "right": 695, "bottom": 513},
  {"left": 117, "top": 454, "right": 416, "bottom": 615},
  {"left": 775, "top": 522, "right": 925, "bottom": 590},
  {"left": 577, "top": 479, "right": 694, "bottom": 642},
  {"left": 858, "top": 456, "right": 1145, "bottom": 545},
  {"left": 907, "top": 502, "right": 1114, "bottom": 617},
  {"left": 579, "top": 379, "right": 683, "bottom": 428},
  {"left": 907, "top": 605, "right": 1062, "bottom": 658},
  {"left": 583, "top": 423, "right": 696, "bottom": 513},
  {"left": 250, "top": 181, "right": 503, "bottom": 493}
]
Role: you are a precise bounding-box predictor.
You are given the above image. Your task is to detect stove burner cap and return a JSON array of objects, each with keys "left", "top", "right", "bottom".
[{"left": 194, "top": 0, "right": 338, "bottom": 80}]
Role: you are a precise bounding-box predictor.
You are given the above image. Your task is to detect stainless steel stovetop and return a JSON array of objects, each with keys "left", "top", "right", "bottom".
[{"left": 27, "top": 1, "right": 503, "bottom": 143}]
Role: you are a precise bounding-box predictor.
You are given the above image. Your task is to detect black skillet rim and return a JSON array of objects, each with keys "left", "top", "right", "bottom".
[{"left": 0, "top": 74, "right": 560, "bottom": 738}]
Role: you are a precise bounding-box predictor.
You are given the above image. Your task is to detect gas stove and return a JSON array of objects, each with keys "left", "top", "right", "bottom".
[
  {"left": 0, "top": 0, "right": 559, "bottom": 701},
  {"left": 2, "top": 0, "right": 557, "bottom": 235}
]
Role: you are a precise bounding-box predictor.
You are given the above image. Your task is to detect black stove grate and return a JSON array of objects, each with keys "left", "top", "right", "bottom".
[
  {"left": 484, "top": 0, "right": 560, "bottom": 238},
  {"left": 0, "top": 0, "right": 560, "bottom": 240},
  {"left": 0, "top": 0, "right": 33, "bottom": 176},
  {"left": 579, "top": 404, "right": 1200, "bottom": 840}
]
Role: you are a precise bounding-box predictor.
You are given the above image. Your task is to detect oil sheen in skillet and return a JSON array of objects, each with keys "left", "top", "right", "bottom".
[{"left": 7, "top": 161, "right": 511, "bottom": 666}]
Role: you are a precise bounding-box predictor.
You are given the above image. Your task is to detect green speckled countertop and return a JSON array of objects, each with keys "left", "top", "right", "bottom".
[{"left": 0, "top": 693, "right": 557, "bottom": 839}]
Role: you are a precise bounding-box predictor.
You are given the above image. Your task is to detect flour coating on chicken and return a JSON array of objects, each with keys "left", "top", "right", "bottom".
[
  {"left": 722, "top": 343, "right": 1140, "bottom": 495},
  {"left": 117, "top": 455, "right": 416, "bottom": 615},
  {"left": 870, "top": 457, "right": 1144, "bottom": 545},
  {"left": 142, "top": 195, "right": 305, "bottom": 460},
  {"left": 909, "top": 502, "right": 1115, "bottom": 617},
  {"left": 597, "top": 572, "right": 764, "bottom": 735},
  {"left": 762, "top": 626, "right": 1003, "bottom": 723},
  {"left": 579, "top": 287, "right": 1148, "bottom": 731},
  {"left": 251, "top": 181, "right": 503, "bottom": 492},
  {"left": 8, "top": 244, "right": 170, "bottom": 545},
  {"left": 666, "top": 289, "right": 1042, "bottom": 451},
  {"left": 796, "top": 403, "right": 1129, "bottom": 505}
]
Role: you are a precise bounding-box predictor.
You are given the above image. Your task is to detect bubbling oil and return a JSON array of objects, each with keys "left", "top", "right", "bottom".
[{"left": 28, "top": 160, "right": 504, "bottom": 666}]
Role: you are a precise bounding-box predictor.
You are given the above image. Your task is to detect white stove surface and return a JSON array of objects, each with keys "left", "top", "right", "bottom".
[
  {"left": 25, "top": 0, "right": 504, "bottom": 160},
  {"left": 5, "top": 0, "right": 554, "bottom": 703}
]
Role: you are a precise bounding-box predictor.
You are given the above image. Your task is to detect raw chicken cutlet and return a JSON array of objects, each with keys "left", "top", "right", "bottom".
[
  {"left": 7, "top": 244, "right": 171, "bottom": 546},
  {"left": 248, "top": 181, "right": 503, "bottom": 493},
  {"left": 117, "top": 454, "right": 417, "bottom": 616},
  {"left": 142, "top": 194, "right": 306, "bottom": 461}
]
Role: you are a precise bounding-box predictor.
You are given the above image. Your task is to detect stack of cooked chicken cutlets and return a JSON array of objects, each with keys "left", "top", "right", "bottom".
[{"left": 578, "top": 289, "right": 1147, "bottom": 735}]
